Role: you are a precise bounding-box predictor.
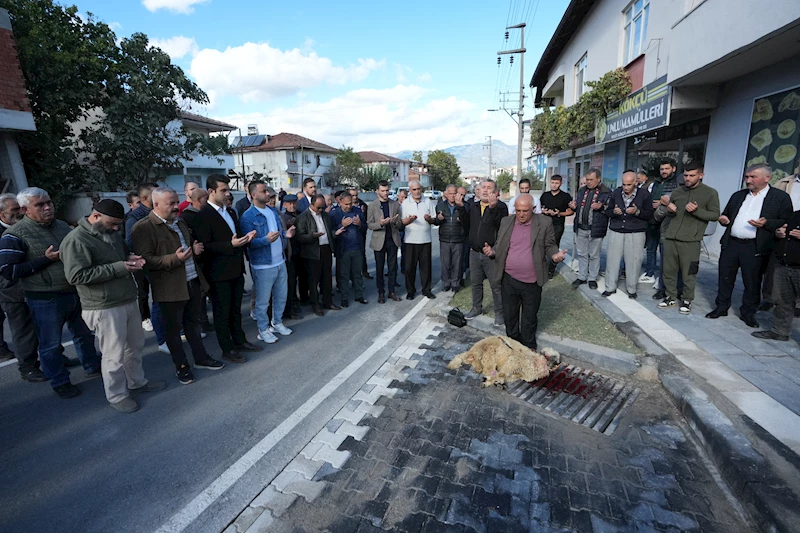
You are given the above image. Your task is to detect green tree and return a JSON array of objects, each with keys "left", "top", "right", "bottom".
[
  {"left": 411, "top": 150, "right": 424, "bottom": 164},
  {"left": 520, "top": 169, "right": 544, "bottom": 190},
  {"left": 335, "top": 146, "right": 364, "bottom": 188},
  {"left": 425, "top": 150, "right": 460, "bottom": 191},
  {"left": 361, "top": 165, "right": 391, "bottom": 191},
  {"left": 496, "top": 170, "right": 514, "bottom": 193}
]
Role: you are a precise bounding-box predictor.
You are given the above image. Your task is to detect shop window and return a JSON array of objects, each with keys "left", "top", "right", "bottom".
[
  {"left": 624, "top": 0, "right": 649, "bottom": 65},
  {"left": 575, "top": 54, "right": 588, "bottom": 100}
]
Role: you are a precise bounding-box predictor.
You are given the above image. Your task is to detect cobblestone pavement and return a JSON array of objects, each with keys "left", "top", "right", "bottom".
[{"left": 231, "top": 322, "right": 752, "bottom": 533}]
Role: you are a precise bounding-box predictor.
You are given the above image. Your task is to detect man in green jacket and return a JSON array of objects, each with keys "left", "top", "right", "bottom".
[
  {"left": 61, "top": 200, "right": 166, "bottom": 413},
  {"left": 654, "top": 162, "right": 720, "bottom": 315}
]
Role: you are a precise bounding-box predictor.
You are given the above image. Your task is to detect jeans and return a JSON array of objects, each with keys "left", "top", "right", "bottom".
[
  {"left": 150, "top": 300, "right": 166, "bottom": 345},
  {"left": 374, "top": 239, "right": 398, "bottom": 295},
  {"left": 159, "top": 278, "right": 209, "bottom": 368},
  {"left": 27, "top": 293, "right": 101, "bottom": 388},
  {"left": 253, "top": 263, "right": 288, "bottom": 334},
  {"left": 644, "top": 225, "right": 660, "bottom": 277}
]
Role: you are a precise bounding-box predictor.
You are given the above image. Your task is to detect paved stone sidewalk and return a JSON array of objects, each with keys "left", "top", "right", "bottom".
[{"left": 235, "top": 322, "right": 751, "bottom": 532}]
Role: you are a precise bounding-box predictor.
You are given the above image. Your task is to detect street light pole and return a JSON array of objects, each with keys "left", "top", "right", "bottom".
[{"left": 498, "top": 22, "right": 526, "bottom": 181}]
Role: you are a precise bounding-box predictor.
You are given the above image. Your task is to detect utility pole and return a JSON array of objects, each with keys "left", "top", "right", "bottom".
[
  {"left": 498, "top": 22, "right": 526, "bottom": 181},
  {"left": 483, "top": 136, "right": 493, "bottom": 177}
]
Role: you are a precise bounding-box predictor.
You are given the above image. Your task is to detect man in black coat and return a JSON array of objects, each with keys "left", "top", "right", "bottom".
[
  {"left": 190, "top": 175, "right": 261, "bottom": 362},
  {"left": 706, "top": 164, "right": 793, "bottom": 327},
  {"left": 296, "top": 194, "right": 339, "bottom": 316}
]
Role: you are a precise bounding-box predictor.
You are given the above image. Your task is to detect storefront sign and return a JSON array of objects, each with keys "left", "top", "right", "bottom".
[{"left": 595, "top": 76, "right": 671, "bottom": 144}]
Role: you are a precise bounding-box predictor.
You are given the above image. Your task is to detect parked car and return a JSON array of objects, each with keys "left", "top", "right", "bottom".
[{"left": 424, "top": 190, "right": 442, "bottom": 201}]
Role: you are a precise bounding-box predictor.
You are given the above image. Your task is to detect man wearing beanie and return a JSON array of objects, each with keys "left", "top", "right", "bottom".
[{"left": 61, "top": 199, "right": 167, "bottom": 413}]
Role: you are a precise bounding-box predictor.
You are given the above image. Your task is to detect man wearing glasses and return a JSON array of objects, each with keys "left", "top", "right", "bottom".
[{"left": 401, "top": 180, "right": 440, "bottom": 299}]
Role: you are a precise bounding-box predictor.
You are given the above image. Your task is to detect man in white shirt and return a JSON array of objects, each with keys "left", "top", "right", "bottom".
[{"left": 401, "top": 180, "right": 439, "bottom": 299}]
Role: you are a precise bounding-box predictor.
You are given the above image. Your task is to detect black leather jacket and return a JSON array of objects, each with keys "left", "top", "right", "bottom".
[{"left": 435, "top": 200, "right": 467, "bottom": 243}]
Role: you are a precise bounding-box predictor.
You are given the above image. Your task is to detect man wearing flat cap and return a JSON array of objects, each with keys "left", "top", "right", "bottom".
[{"left": 61, "top": 199, "right": 167, "bottom": 413}]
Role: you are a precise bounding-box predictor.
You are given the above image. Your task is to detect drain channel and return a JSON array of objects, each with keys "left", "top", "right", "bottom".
[{"left": 507, "top": 363, "right": 640, "bottom": 435}]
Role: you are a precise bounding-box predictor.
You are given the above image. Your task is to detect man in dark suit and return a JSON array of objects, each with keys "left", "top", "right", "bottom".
[
  {"left": 484, "top": 194, "right": 567, "bottom": 350},
  {"left": 296, "top": 178, "right": 317, "bottom": 213},
  {"left": 707, "top": 164, "right": 793, "bottom": 327},
  {"left": 190, "top": 175, "right": 261, "bottom": 363},
  {"left": 296, "top": 193, "right": 339, "bottom": 316}
]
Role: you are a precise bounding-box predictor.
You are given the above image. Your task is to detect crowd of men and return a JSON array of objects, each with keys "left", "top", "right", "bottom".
[{"left": 0, "top": 157, "right": 797, "bottom": 412}]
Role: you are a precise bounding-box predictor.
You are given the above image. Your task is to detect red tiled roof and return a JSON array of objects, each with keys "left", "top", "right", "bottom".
[
  {"left": 240, "top": 132, "right": 338, "bottom": 154},
  {"left": 358, "top": 151, "right": 406, "bottom": 164},
  {"left": 0, "top": 21, "right": 32, "bottom": 114},
  {"left": 180, "top": 111, "right": 237, "bottom": 131}
]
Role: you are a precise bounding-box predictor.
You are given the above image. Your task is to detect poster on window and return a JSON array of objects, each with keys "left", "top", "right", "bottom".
[{"left": 744, "top": 86, "right": 800, "bottom": 185}]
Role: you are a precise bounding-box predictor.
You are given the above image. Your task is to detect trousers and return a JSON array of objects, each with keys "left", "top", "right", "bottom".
[
  {"left": 575, "top": 228, "right": 603, "bottom": 282},
  {"left": 337, "top": 249, "right": 364, "bottom": 301},
  {"left": 501, "top": 273, "right": 542, "bottom": 350},
  {"left": 470, "top": 250, "right": 503, "bottom": 317},
  {"left": 374, "top": 238, "right": 398, "bottom": 295},
  {"left": 159, "top": 278, "right": 209, "bottom": 368},
  {"left": 663, "top": 239, "right": 701, "bottom": 301},
  {"left": 0, "top": 300, "right": 39, "bottom": 373},
  {"left": 405, "top": 242, "right": 432, "bottom": 295},
  {"left": 715, "top": 239, "right": 766, "bottom": 317},
  {"left": 209, "top": 277, "right": 247, "bottom": 353},
  {"left": 440, "top": 241, "right": 464, "bottom": 290},
  {"left": 604, "top": 230, "right": 646, "bottom": 294}
]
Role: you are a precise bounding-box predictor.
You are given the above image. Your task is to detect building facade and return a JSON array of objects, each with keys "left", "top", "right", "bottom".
[
  {"left": 530, "top": 0, "right": 800, "bottom": 256},
  {"left": 358, "top": 151, "right": 410, "bottom": 184}
]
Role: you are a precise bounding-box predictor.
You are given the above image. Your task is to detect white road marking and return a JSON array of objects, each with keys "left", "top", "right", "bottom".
[
  {"left": 0, "top": 358, "right": 17, "bottom": 369},
  {"left": 154, "top": 296, "right": 432, "bottom": 533}
]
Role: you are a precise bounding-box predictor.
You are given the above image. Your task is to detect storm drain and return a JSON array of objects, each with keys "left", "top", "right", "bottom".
[{"left": 507, "top": 363, "right": 640, "bottom": 435}]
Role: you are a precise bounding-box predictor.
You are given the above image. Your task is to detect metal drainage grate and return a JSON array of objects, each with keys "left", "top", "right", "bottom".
[{"left": 507, "top": 364, "right": 640, "bottom": 435}]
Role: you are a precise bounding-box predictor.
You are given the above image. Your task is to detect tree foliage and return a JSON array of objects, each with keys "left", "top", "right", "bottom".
[
  {"left": 334, "top": 147, "right": 365, "bottom": 188},
  {"left": 425, "top": 150, "right": 460, "bottom": 191},
  {"left": 530, "top": 68, "right": 631, "bottom": 156},
  {"left": 361, "top": 165, "right": 391, "bottom": 191},
  {"left": 496, "top": 170, "right": 514, "bottom": 193},
  {"left": 411, "top": 150, "right": 424, "bottom": 164}
]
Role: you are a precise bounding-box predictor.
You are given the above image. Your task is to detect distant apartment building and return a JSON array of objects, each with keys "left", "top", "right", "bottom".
[
  {"left": 530, "top": 0, "right": 800, "bottom": 256},
  {"left": 358, "top": 151, "right": 410, "bottom": 186}
]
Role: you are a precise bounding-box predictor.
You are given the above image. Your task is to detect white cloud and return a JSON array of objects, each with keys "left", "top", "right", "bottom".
[
  {"left": 190, "top": 42, "right": 384, "bottom": 102},
  {"left": 150, "top": 35, "right": 199, "bottom": 59},
  {"left": 417, "top": 72, "right": 432, "bottom": 82},
  {"left": 142, "top": 0, "right": 209, "bottom": 14}
]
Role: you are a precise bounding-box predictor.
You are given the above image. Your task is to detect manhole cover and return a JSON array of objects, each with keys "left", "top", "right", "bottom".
[{"left": 507, "top": 363, "right": 639, "bottom": 435}]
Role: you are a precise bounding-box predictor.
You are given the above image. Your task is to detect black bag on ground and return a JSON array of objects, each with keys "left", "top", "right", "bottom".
[{"left": 448, "top": 307, "right": 467, "bottom": 328}]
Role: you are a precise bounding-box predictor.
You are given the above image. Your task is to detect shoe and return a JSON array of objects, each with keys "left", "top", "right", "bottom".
[
  {"left": 452, "top": 286, "right": 461, "bottom": 294},
  {"left": 84, "top": 367, "right": 102, "bottom": 379},
  {"left": 652, "top": 290, "right": 666, "bottom": 300},
  {"left": 324, "top": 304, "right": 341, "bottom": 311},
  {"left": 588, "top": 281, "right": 598, "bottom": 290},
  {"left": 341, "top": 299, "right": 349, "bottom": 308},
  {"left": 176, "top": 364, "right": 195, "bottom": 384},
  {"left": 406, "top": 293, "right": 416, "bottom": 300},
  {"left": 257, "top": 330, "right": 278, "bottom": 344},
  {"left": 362, "top": 272, "right": 374, "bottom": 279},
  {"left": 20, "top": 368, "right": 48, "bottom": 382},
  {"left": 378, "top": 293, "right": 386, "bottom": 304},
  {"left": 250, "top": 311, "right": 257, "bottom": 321},
  {"left": 493, "top": 317, "right": 504, "bottom": 328},
  {"left": 235, "top": 342, "right": 263, "bottom": 352},
  {"left": 752, "top": 330, "right": 790, "bottom": 341},
  {"left": 110, "top": 397, "right": 139, "bottom": 413},
  {"left": 270, "top": 322, "right": 293, "bottom": 336},
  {"left": 141, "top": 318, "right": 154, "bottom": 332},
  {"left": 201, "top": 321, "right": 215, "bottom": 333},
  {"left": 423, "top": 292, "right": 436, "bottom": 299},
  {"left": 740, "top": 314, "right": 759, "bottom": 328},
  {"left": 658, "top": 297, "right": 677, "bottom": 309},
  {"left": 571, "top": 279, "right": 586, "bottom": 288},
  {"left": 601, "top": 290, "right": 616, "bottom": 297},
  {"left": 53, "top": 382, "right": 81, "bottom": 399},
  {"left": 679, "top": 300, "right": 692, "bottom": 315},
  {"left": 312, "top": 305, "right": 324, "bottom": 316},
  {"left": 355, "top": 297, "right": 368, "bottom": 304},
  {"left": 158, "top": 343, "right": 170, "bottom": 354},
  {"left": 464, "top": 308, "right": 482, "bottom": 320},
  {"left": 62, "top": 356, "right": 81, "bottom": 368},
  {"left": 388, "top": 293, "right": 401, "bottom": 302},
  {"left": 285, "top": 311, "right": 303, "bottom": 320},
  {"left": 628, "top": 292, "right": 637, "bottom": 300},
  {"left": 758, "top": 302, "right": 774, "bottom": 312},
  {"left": 194, "top": 358, "right": 225, "bottom": 370},
  {"left": 130, "top": 380, "right": 167, "bottom": 394},
  {"left": 638, "top": 274, "right": 654, "bottom": 283},
  {"left": 222, "top": 351, "right": 247, "bottom": 364},
  {"left": 705, "top": 308, "right": 728, "bottom": 319}
]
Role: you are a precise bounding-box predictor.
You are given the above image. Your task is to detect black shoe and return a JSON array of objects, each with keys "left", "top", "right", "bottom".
[
  {"left": 201, "top": 321, "right": 215, "bottom": 333},
  {"left": 601, "top": 290, "right": 616, "bottom": 297},
  {"left": 741, "top": 314, "right": 759, "bottom": 328},
  {"left": 752, "top": 330, "right": 790, "bottom": 341},
  {"left": 653, "top": 290, "right": 666, "bottom": 300},
  {"left": 312, "top": 305, "right": 324, "bottom": 316},
  {"left": 705, "top": 308, "right": 728, "bottom": 319},
  {"left": 389, "top": 293, "right": 401, "bottom": 302},
  {"left": 452, "top": 286, "right": 461, "bottom": 294},
  {"left": 588, "top": 281, "right": 598, "bottom": 290},
  {"left": 53, "top": 382, "right": 81, "bottom": 399},
  {"left": 222, "top": 351, "right": 247, "bottom": 364},
  {"left": 84, "top": 367, "right": 102, "bottom": 379},
  {"left": 628, "top": 292, "right": 637, "bottom": 300},
  {"left": 571, "top": 279, "right": 586, "bottom": 288},
  {"left": 362, "top": 272, "right": 373, "bottom": 279},
  {"left": 176, "top": 364, "right": 195, "bottom": 384},
  {"left": 62, "top": 357, "right": 81, "bottom": 368},
  {"left": 423, "top": 292, "right": 436, "bottom": 299},
  {"left": 194, "top": 358, "right": 225, "bottom": 370},
  {"left": 341, "top": 299, "right": 349, "bottom": 308},
  {"left": 758, "top": 302, "right": 774, "bottom": 312},
  {"left": 406, "top": 293, "right": 416, "bottom": 300},
  {"left": 20, "top": 368, "right": 48, "bottom": 382},
  {"left": 234, "top": 342, "right": 262, "bottom": 352},
  {"left": 378, "top": 293, "right": 386, "bottom": 304},
  {"left": 324, "top": 304, "right": 341, "bottom": 311},
  {"left": 355, "top": 297, "right": 368, "bottom": 304}
]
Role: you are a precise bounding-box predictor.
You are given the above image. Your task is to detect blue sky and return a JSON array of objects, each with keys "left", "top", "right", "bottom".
[{"left": 73, "top": 0, "right": 569, "bottom": 153}]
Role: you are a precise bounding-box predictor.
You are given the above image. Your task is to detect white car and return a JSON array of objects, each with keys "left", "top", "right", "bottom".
[{"left": 424, "top": 190, "right": 442, "bottom": 202}]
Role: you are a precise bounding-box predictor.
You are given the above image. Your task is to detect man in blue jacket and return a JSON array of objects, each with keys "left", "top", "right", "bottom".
[
  {"left": 240, "top": 181, "right": 294, "bottom": 344},
  {"left": 331, "top": 191, "right": 367, "bottom": 306}
]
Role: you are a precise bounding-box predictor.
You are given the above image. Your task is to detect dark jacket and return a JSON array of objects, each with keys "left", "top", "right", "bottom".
[
  {"left": 774, "top": 210, "right": 800, "bottom": 267},
  {"left": 190, "top": 203, "right": 246, "bottom": 282},
  {"left": 330, "top": 206, "right": 366, "bottom": 257},
  {"left": 235, "top": 196, "right": 251, "bottom": 219},
  {"left": 280, "top": 209, "right": 300, "bottom": 258},
  {"left": 462, "top": 200, "right": 508, "bottom": 252},
  {"left": 605, "top": 187, "right": 653, "bottom": 233},
  {"left": 131, "top": 211, "right": 208, "bottom": 302},
  {"left": 436, "top": 200, "right": 467, "bottom": 243},
  {"left": 719, "top": 187, "right": 793, "bottom": 254},
  {"left": 179, "top": 206, "right": 200, "bottom": 238},
  {"left": 490, "top": 215, "right": 559, "bottom": 288},
  {"left": 296, "top": 208, "right": 336, "bottom": 260},
  {"left": 572, "top": 185, "right": 612, "bottom": 238},
  {"left": 125, "top": 204, "right": 152, "bottom": 249}
]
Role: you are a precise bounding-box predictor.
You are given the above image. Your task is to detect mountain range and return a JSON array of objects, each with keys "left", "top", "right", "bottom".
[{"left": 390, "top": 140, "right": 518, "bottom": 177}]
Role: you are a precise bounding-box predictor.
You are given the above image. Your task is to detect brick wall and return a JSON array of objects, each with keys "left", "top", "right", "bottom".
[{"left": 0, "top": 27, "right": 31, "bottom": 113}]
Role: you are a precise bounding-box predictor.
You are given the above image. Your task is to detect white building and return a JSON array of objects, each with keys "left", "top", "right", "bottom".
[
  {"left": 358, "top": 151, "right": 410, "bottom": 185},
  {"left": 530, "top": 0, "right": 800, "bottom": 256}
]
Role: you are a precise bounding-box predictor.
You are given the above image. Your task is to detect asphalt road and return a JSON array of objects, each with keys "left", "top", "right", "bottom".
[{"left": 0, "top": 229, "right": 444, "bottom": 533}]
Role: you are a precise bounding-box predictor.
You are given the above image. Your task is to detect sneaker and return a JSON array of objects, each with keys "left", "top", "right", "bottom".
[
  {"left": 679, "top": 300, "right": 692, "bottom": 315},
  {"left": 257, "top": 330, "right": 278, "bottom": 344},
  {"left": 571, "top": 279, "right": 586, "bottom": 288},
  {"left": 20, "top": 368, "right": 48, "bottom": 382},
  {"left": 493, "top": 316, "right": 504, "bottom": 328},
  {"left": 53, "top": 382, "right": 81, "bottom": 399},
  {"left": 129, "top": 381, "right": 167, "bottom": 394},
  {"left": 464, "top": 308, "right": 482, "bottom": 320},
  {"left": 194, "top": 358, "right": 225, "bottom": 370},
  {"left": 141, "top": 318, "right": 154, "bottom": 332},
  {"left": 176, "top": 365, "right": 195, "bottom": 384},
  {"left": 269, "top": 322, "right": 292, "bottom": 336},
  {"left": 110, "top": 397, "right": 139, "bottom": 413},
  {"left": 250, "top": 311, "right": 257, "bottom": 321},
  {"left": 638, "top": 274, "right": 654, "bottom": 283},
  {"left": 158, "top": 343, "right": 170, "bottom": 354},
  {"left": 658, "top": 297, "right": 677, "bottom": 309}
]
